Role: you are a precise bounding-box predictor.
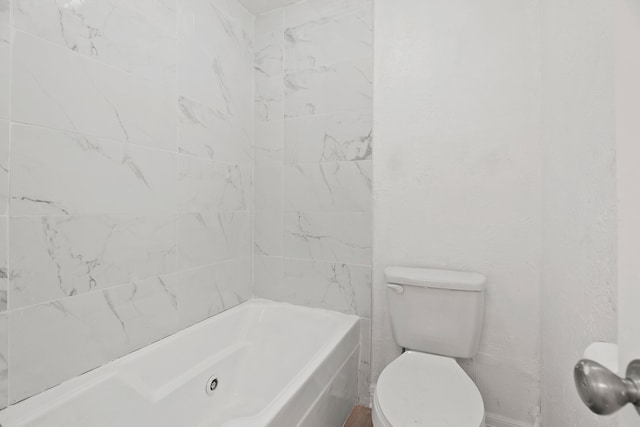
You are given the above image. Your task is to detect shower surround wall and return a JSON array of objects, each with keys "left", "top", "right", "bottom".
[
  {"left": 251, "top": 0, "right": 373, "bottom": 402},
  {"left": 0, "top": 0, "right": 254, "bottom": 407}
]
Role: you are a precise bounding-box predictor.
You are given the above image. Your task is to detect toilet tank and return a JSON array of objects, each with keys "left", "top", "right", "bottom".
[{"left": 384, "top": 267, "right": 486, "bottom": 359}]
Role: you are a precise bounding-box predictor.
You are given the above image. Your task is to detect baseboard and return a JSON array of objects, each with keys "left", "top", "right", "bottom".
[{"left": 485, "top": 413, "right": 530, "bottom": 427}]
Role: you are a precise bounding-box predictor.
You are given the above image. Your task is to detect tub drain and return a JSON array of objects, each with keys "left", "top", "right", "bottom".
[{"left": 206, "top": 375, "right": 219, "bottom": 395}]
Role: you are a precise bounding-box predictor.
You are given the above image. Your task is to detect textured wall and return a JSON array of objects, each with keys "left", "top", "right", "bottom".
[
  {"left": 251, "top": 0, "right": 373, "bottom": 403},
  {"left": 615, "top": 1, "right": 640, "bottom": 426},
  {"left": 372, "top": 0, "right": 542, "bottom": 424},
  {"left": 540, "top": 1, "right": 618, "bottom": 426},
  {"left": 0, "top": 0, "right": 254, "bottom": 407}
]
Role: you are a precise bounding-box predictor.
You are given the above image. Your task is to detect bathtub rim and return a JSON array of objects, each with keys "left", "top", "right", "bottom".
[{"left": 0, "top": 298, "right": 360, "bottom": 426}]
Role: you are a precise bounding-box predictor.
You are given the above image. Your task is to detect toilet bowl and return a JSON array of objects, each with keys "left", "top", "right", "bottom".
[
  {"left": 375, "top": 267, "right": 488, "bottom": 427},
  {"left": 372, "top": 351, "right": 485, "bottom": 427}
]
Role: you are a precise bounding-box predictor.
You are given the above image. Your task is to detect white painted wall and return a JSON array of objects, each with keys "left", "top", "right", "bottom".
[
  {"left": 615, "top": 1, "right": 640, "bottom": 426},
  {"left": 373, "top": 0, "right": 542, "bottom": 424},
  {"left": 540, "top": 1, "right": 618, "bottom": 426}
]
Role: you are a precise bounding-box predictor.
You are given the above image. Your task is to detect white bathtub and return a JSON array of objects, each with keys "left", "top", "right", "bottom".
[{"left": 0, "top": 299, "right": 361, "bottom": 427}]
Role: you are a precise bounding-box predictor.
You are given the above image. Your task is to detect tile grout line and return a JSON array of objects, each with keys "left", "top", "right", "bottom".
[
  {"left": 11, "top": 27, "right": 177, "bottom": 88},
  {"left": 6, "top": 0, "right": 13, "bottom": 408},
  {"left": 280, "top": 6, "right": 286, "bottom": 291},
  {"left": 175, "top": 1, "right": 180, "bottom": 319},
  {"left": 250, "top": 10, "right": 257, "bottom": 300},
  {"left": 8, "top": 257, "right": 253, "bottom": 315}
]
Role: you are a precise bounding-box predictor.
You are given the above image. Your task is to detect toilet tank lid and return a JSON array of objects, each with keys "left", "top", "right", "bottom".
[{"left": 384, "top": 267, "right": 486, "bottom": 291}]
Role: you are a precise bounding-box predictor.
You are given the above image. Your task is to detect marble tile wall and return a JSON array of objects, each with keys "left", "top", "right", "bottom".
[
  {"left": 0, "top": 0, "right": 254, "bottom": 407},
  {"left": 0, "top": 0, "right": 10, "bottom": 409},
  {"left": 252, "top": 0, "right": 373, "bottom": 404}
]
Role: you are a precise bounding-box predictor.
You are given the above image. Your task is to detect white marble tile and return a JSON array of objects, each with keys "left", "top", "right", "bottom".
[
  {"left": 213, "top": 0, "right": 254, "bottom": 27},
  {"left": 4, "top": 0, "right": 260, "bottom": 408},
  {"left": 214, "top": 257, "right": 253, "bottom": 306},
  {"left": 177, "top": 39, "right": 252, "bottom": 124},
  {"left": 283, "top": 0, "right": 371, "bottom": 28},
  {"left": 12, "top": 32, "right": 176, "bottom": 150},
  {"left": 177, "top": 211, "right": 251, "bottom": 268},
  {"left": 283, "top": 211, "right": 371, "bottom": 264},
  {"left": 118, "top": 258, "right": 251, "bottom": 347},
  {"left": 160, "top": 258, "right": 252, "bottom": 330},
  {"left": 11, "top": 125, "right": 177, "bottom": 216},
  {"left": 0, "top": 119, "right": 8, "bottom": 215},
  {"left": 255, "top": 9, "right": 283, "bottom": 78},
  {"left": 283, "top": 161, "right": 372, "bottom": 212},
  {"left": 12, "top": 0, "right": 178, "bottom": 85},
  {"left": 0, "top": 127, "right": 10, "bottom": 310},
  {"left": 10, "top": 214, "right": 177, "bottom": 309},
  {"left": 254, "top": 167, "right": 282, "bottom": 211},
  {"left": 179, "top": 0, "right": 253, "bottom": 60},
  {"left": 284, "top": 58, "right": 372, "bottom": 118},
  {"left": 284, "top": 110, "right": 372, "bottom": 164},
  {"left": 178, "top": 96, "right": 252, "bottom": 166},
  {"left": 178, "top": 0, "right": 253, "bottom": 115},
  {"left": 255, "top": 7, "right": 282, "bottom": 35},
  {"left": 9, "top": 288, "right": 141, "bottom": 403},
  {"left": 181, "top": 0, "right": 254, "bottom": 35},
  {"left": 8, "top": 279, "right": 180, "bottom": 403},
  {"left": 253, "top": 9, "right": 282, "bottom": 126},
  {"left": 253, "top": 255, "right": 283, "bottom": 299},
  {"left": 254, "top": 211, "right": 282, "bottom": 256},
  {"left": 0, "top": 217, "right": 6, "bottom": 312},
  {"left": 255, "top": 72, "right": 284, "bottom": 123},
  {"left": 0, "top": 1, "right": 8, "bottom": 43},
  {"left": 9, "top": 257, "right": 251, "bottom": 403},
  {"left": 103, "top": 276, "right": 182, "bottom": 350},
  {"left": 284, "top": 4, "right": 372, "bottom": 71},
  {"left": 254, "top": 120, "right": 283, "bottom": 167},
  {"left": 178, "top": 155, "right": 251, "bottom": 213},
  {"left": 177, "top": 40, "right": 227, "bottom": 110},
  {"left": 357, "top": 317, "right": 371, "bottom": 405},
  {"left": 282, "top": 258, "right": 371, "bottom": 317},
  {"left": 0, "top": 313, "right": 7, "bottom": 409},
  {"left": 0, "top": 0, "right": 9, "bottom": 120}
]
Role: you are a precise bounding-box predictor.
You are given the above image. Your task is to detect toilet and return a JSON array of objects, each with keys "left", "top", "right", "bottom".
[{"left": 372, "top": 267, "right": 487, "bottom": 427}]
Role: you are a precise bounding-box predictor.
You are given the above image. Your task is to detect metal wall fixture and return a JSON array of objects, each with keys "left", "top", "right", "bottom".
[{"left": 574, "top": 359, "right": 640, "bottom": 415}]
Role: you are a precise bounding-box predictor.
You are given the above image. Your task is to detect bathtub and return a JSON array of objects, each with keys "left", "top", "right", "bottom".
[{"left": 0, "top": 299, "right": 361, "bottom": 427}]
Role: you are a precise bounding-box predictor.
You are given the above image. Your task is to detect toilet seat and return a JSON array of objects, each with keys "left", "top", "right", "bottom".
[{"left": 373, "top": 351, "right": 485, "bottom": 427}]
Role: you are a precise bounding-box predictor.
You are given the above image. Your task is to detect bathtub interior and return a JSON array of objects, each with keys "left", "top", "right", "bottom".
[{"left": 0, "top": 299, "right": 360, "bottom": 427}]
